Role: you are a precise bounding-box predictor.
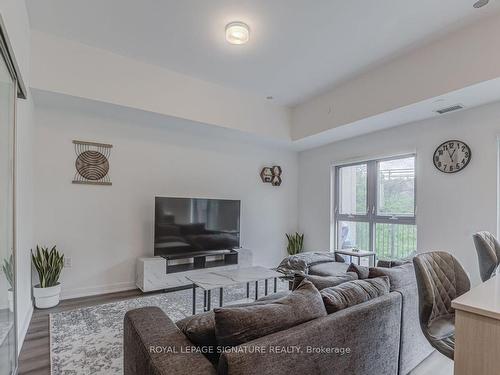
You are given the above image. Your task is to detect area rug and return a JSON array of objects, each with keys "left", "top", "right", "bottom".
[{"left": 50, "top": 282, "right": 287, "bottom": 374}]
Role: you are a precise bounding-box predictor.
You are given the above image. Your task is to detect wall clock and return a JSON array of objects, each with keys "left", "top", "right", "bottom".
[{"left": 433, "top": 140, "right": 471, "bottom": 174}]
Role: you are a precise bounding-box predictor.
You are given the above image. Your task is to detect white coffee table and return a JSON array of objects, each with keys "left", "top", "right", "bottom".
[{"left": 186, "top": 266, "right": 282, "bottom": 314}]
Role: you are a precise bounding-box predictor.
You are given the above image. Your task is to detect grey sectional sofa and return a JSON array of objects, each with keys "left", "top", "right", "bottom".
[
  {"left": 124, "top": 294, "right": 401, "bottom": 375},
  {"left": 123, "top": 262, "right": 433, "bottom": 375}
]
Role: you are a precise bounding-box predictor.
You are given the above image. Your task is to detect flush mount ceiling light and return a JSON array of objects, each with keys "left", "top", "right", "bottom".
[
  {"left": 225, "top": 22, "right": 250, "bottom": 45},
  {"left": 473, "top": 0, "right": 489, "bottom": 8}
]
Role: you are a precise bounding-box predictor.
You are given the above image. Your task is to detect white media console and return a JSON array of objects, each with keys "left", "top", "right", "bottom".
[{"left": 136, "top": 248, "right": 253, "bottom": 292}]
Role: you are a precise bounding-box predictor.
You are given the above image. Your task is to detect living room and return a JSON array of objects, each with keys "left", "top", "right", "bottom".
[{"left": 2, "top": 0, "right": 500, "bottom": 374}]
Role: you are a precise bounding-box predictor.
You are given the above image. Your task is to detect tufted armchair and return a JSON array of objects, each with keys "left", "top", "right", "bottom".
[
  {"left": 472, "top": 231, "right": 500, "bottom": 282},
  {"left": 413, "top": 251, "right": 470, "bottom": 360}
]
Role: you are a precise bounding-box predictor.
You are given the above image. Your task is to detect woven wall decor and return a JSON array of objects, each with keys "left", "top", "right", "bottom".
[{"left": 72, "top": 140, "right": 112, "bottom": 185}]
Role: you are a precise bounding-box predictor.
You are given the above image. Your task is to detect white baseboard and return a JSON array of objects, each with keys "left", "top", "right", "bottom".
[
  {"left": 60, "top": 281, "right": 138, "bottom": 300},
  {"left": 17, "top": 303, "right": 33, "bottom": 354}
]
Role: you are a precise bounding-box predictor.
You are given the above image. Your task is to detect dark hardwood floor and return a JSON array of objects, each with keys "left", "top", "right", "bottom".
[{"left": 18, "top": 288, "right": 154, "bottom": 375}]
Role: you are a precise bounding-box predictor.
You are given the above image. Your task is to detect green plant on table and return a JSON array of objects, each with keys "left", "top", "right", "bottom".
[
  {"left": 31, "top": 245, "right": 64, "bottom": 288},
  {"left": 286, "top": 232, "right": 304, "bottom": 255}
]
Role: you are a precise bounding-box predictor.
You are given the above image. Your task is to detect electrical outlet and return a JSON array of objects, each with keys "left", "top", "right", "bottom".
[{"left": 64, "top": 257, "right": 72, "bottom": 268}]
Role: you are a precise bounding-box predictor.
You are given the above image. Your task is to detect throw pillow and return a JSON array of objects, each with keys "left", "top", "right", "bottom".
[
  {"left": 176, "top": 310, "right": 217, "bottom": 348},
  {"left": 346, "top": 263, "right": 370, "bottom": 279},
  {"left": 320, "top": 276, "right": 391, "bottom": 314},
  {"left": 292, "top": 273, "right": 356, "bottom": 291},
  {"left": 176, "top": 290, "right": 291, "bottom": 349},
  {"left": 176, "top": 311, "right": 219, "bottom": 364},
  {"left": 334, "top": 253, "right": 346, "bottom": 263},
  {"left": 377, "top": 259, "right": 412, "bottom": 268},
  {"left": 214, "top": 279, "right": 327, "bottom": 346},
  {"left": 368, "top": 262, "right": 414, "bottom": 291}
]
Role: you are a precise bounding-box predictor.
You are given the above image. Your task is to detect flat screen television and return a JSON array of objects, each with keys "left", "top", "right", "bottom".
[{"left": 154, "top": 197, "right": 241, "bottom": 257}]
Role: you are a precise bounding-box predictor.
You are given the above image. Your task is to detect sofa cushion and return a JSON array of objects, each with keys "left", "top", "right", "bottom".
[
  {"left": 320, "top": 276, "right": 391, "bottom": 314},
  {"left": 214, "top": 279, "right": 327, "bottom": 346},
  {"left": 346, "top": 263, "right": 370, "bottom": 279},
  {"left": 275, "top": 252, "right": 339, "bottom": 275},
  {"left": 377, "top": 259, "right": 412, "bottom": 268},
  {"left": 307, "top": 261, "right": 352, "bottom": 277},
  {"left": 292, "top": 273, "right": 356, "bottom": 291},
  {"left": 176, "top": 311, "right": 217, "bottom": 348},
  {"left": 334, "top": 253, "right": 346, "bottom": 263},
  {"left": 254, "top": 290, "right": 290, "bottom": 301},
  {"left": 176, "top": 290, "right": 291, "bottom": 349},
  {"left": 368, "top": 262, "right": 414, "bottom": 291}
]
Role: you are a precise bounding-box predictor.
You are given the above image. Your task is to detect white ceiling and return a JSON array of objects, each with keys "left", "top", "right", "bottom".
[{"left": 27, "top": 0, "right": 500, "bottom": 106}]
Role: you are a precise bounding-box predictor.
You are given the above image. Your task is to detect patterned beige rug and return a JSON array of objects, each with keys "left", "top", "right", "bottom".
[{"left": 50, "top": 281, "right": 287, "bottom": 374}]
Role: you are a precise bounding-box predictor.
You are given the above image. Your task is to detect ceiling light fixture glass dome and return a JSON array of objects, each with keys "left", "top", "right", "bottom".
[{"left": 225, "top": 22, "right": 250, "bottom": 45}]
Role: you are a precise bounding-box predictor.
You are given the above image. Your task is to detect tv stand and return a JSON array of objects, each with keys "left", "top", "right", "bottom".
[
  {"left": 161, "top": 249, "right": 239, "bottom": 274},
  {"left": 136, "top": 248, "right": 252, "bottom": 292}
]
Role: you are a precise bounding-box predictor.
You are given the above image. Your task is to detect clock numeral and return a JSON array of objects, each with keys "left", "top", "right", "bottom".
[
  {"left": 438, "top": 150, "right": 443, "bottom": 156},
  {"left": 465, "top": 152, "right": 469, "bottom": 158},
  {"left": 450, "top": 166, "right": 454, "bottom": 172},
  {"left": 449, "top": 142, "right": 454, "bottom": 148}
]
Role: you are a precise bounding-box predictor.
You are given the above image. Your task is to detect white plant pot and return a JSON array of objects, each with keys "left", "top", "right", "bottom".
[
  {"left": 7, "top": 289, "right": 13, "bottom": 312},
  {"left": 33, "top": 283, "right": 61, "bottom": 309}
]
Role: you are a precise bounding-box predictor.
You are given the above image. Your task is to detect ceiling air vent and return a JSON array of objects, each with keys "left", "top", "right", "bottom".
[{"left": 435, "top": 104, "right": 464, "bottom": 115}]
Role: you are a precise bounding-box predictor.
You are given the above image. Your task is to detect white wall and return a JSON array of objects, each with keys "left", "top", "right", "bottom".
[
  {"left": 31, "top": 31, "right": 291, "bottom": 142},
  {"left": 0, "top": 0, "right": 34, "bottom": 349},
  {"left": 298, "top": 101, "right": 500, "bottom": 286},
  {"left": 33, "top": 92, "right": 298, "bottom": 299}
]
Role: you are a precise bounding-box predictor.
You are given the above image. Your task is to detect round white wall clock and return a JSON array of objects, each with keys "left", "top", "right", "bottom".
[{"left": 433, "top": 140, "right": 471, "bottom": 173}]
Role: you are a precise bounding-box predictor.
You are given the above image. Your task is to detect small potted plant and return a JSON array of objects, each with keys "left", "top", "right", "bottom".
[
  {"left": 286, "top": 232, "right": 304, "bottom": 255},
  {"left": 2, "top": 254, "right": 14, "bottom": 312},
  {"left": 32, "top": 245, "right": 64, "bottom": 309}
]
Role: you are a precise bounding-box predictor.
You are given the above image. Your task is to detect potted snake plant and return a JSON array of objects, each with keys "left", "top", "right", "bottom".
[
  {"left": 32, "top": 246, "right": 64, "bottom": 309},
  {"left": 2, "top": 254, "right": 14, "bottom": 312},
  {"left": 286, "top": 232, "right": 304, "bottom": 255}
]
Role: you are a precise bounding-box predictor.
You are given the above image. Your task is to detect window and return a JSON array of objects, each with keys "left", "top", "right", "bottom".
[
  {"left": 338, "top": 163, "right": 367, "bottom": 215},
  {"left": 333, "top": 155, "right": 416, "bottom": 260}
]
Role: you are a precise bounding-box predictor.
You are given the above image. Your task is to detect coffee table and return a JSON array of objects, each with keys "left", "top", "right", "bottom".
[{"left": 186, "top": 266, "right": 282, "bottom": 314}]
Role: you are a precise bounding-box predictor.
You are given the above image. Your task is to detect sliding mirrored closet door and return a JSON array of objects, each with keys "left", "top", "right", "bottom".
[{"left": 0, "top": 40, "right": 16, "bottom": 375}]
